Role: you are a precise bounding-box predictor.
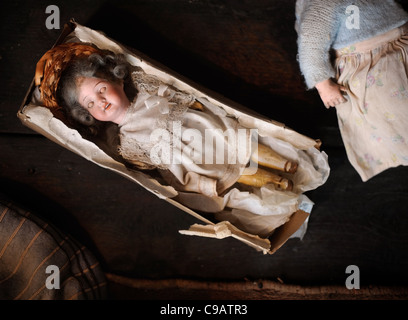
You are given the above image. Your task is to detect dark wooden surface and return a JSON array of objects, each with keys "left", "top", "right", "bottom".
[{"left": 1, "top": 0, "right": 408, "bottom": 292}]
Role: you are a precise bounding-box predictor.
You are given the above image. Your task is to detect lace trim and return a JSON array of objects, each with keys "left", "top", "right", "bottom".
[
  {"left": 118, "top": 137, "right": 162, "bottom": 169},
  {"left": 131, "top": 70, "right": 194, "bottom": 128},
  {"left": 119, "top": 71, "right": 196, "bottom": 169}
]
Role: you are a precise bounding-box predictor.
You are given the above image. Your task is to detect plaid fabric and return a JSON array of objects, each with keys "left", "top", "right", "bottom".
[{"left": 0, "top": 200, "right": 108, "bottom": 300}]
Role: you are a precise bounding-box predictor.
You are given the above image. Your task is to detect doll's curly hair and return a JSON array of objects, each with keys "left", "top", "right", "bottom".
[{"left": 56, "top": 50, "right": 137, "bottom": 134}]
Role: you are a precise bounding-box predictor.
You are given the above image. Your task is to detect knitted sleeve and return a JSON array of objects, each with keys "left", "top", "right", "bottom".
[{"left": 296, "top": 0, "right": 341, "bottom": 89}]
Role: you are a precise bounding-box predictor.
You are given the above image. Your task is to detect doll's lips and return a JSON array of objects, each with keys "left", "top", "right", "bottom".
[{"left": 104, "top": 103, "right": 112, "bottom": 111}]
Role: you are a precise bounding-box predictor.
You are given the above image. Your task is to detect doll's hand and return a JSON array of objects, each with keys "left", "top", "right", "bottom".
[{"left": 315, "top": 79, "right": 347, "bottom": 109}]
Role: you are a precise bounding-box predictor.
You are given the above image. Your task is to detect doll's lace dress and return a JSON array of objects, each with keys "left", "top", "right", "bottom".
[
  {"left": 118, "top": 70, "right": 195, "bottom": 169},
  {"left": 118, "top": 69, "right": 252, "bottom": 195}
]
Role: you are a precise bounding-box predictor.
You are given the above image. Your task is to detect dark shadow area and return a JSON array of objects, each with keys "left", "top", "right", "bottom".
[{"left": 0, "top": 177, "right": 107, "bottom": 269}]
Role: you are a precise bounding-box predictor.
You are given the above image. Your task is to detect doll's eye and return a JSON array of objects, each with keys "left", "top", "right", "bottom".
[
  {"left": 100, "top": 86, "right": 106, "bottom": 93},
  {"left": 88, "top": 101, "right": 94, "bottom": 109}
]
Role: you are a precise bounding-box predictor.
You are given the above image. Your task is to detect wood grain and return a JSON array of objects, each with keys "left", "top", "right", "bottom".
[{"left": 1, "top": 0, "right": 408, "bottom": 295}]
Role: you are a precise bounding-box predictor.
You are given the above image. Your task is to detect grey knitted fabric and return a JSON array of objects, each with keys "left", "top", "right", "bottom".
[{"left": 296, "top": 0, "right": 408, "bottom": 89}]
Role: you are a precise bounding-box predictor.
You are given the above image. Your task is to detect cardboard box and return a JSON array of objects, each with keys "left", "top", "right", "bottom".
[{"left": 18, "top": 20, "right": 329, "bottom": 254}]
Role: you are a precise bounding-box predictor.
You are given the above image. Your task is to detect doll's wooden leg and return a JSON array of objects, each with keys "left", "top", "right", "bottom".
[
  {"left": 251, "top": 143, "right": 298, "bottom": 174},
  {"left": 237, "top": 167, "right": 293, "bottom": 191}
]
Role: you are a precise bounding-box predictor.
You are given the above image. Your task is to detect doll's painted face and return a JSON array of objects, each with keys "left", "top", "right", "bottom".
[{"left": 77, "top": 77, "right": 130, "bottom": 124}]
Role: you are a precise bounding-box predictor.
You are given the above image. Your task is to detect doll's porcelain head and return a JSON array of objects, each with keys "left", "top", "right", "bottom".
[
  {"left": 76, "top": 75, "right": 130, "bottom": 124},
  {"left": 56, "top": 52, "right": 135, "bottom": 127}
]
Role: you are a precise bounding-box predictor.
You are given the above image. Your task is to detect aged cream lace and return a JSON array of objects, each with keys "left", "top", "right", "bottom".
[{"left": 118, "top": 70, "right": 196, "bottom": 169}]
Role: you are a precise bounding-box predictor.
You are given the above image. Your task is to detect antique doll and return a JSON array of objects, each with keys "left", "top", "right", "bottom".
[
  {"left": 296, "top": 0, "right": 408, "bottom": 181},
  {"left": 35, "top": 43, "right": 299, "bottom": 198},
  {"left": 34, "top": 42, "right": 328, "bottom": 237}
]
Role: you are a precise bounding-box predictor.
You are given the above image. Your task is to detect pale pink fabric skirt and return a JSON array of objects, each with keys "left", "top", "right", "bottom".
[{"left": 335, "top": 22, "right": 408, "bottom": 181}]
